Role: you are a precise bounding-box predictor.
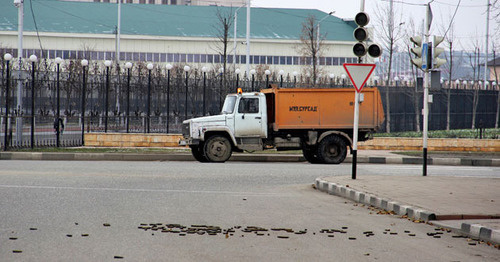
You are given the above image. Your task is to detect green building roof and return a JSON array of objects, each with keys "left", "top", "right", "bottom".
[{"left": 0, "top": 0, "right": 356, "bottom": 41}]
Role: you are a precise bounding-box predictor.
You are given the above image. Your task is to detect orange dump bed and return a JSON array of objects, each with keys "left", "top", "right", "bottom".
[{"left": 261, "top": 86, "right": 385, "bottom": 131}]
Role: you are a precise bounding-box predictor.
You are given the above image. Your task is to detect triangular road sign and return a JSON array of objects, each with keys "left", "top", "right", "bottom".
[{"left": 343, "top": 63, "right": 376, "bottom": 93}]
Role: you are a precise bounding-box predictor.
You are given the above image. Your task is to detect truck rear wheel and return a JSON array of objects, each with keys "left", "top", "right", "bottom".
[
  {"left": 190, "top": 144, "right": 208, "bottom": 162},
  {"left": 203, "top": 135, "right": 232, "bottom": 162},
  {"left": 302, "top": 147, "right": 321, "bottom": 164},
  {"left": 316, "top": 135, "right": 347, "bottom": 164}
]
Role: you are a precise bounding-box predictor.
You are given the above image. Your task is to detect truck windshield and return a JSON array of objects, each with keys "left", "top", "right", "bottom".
[{"left": 221, "top": 95, "right": 237, "bottom": 114}]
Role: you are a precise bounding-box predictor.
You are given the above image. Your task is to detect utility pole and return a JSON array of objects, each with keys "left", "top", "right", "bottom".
[
  {"left": 116, "top": 0, "right": 122, "bottom": 113},
  {"left": 484, "top": 0, "right": 490, "bottom": 89},
  {"left": 14, "top": 0, "right": 24, "bottom": 147},
  {"left": 245, "top": 0, "right": 250, "bottom": 80}
]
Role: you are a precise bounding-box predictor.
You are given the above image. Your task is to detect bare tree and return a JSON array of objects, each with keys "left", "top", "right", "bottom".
[
  {"left": 402, "top": 18, "right": 421, "bottom": 131},
  {"left": 492, "top": 41, "right": 500, "bottom": 128},
  {"left": 297, "top": 15, "right": 325, "bottom": 87},
  {"left": 373, "top": 0, "right": 405, "bottom": 133},
  {"left": 211, "top": 7, "right": 234, "bottom": 96},
  {"left": 465, "top": 41, "right": 482, "bottom": 129},
  {"left": 439, "top": 13, "right": 458, "bottom": 130}
]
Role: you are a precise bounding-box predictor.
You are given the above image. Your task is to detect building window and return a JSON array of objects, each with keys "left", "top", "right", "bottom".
[
  {"left": 340, "top": 57, "right": 346, "bottom": 64},
  {"left": 160, "top": 53, "right": 166, "bottom": 62},
  {"left": 127, "top": 0, "right": 132, "bottom": 3},
  {"left": 187, "top": 54, "right": 193, "bottom": 62},
  {"left": 200, "top": 54, "right": 206, "bottom": 63},
  {"left": 161, "top": 0, "right": 168, "bottom": 4},
  {"left": 207, "top": 54, "right": 213, "bottom": 63},
  {"left": 149, "top": 0, "right": 154, "bottom": 4},
  {"left": 167, "top": 53, "right": 173, "bottom": 62},
  {"left": 140, "top": 0, "right": 146, "bottom": 4},
  {"left": 240, "top": 55, "right": 246, "bottom": 64},
  {"left": 171, "top": 0, "right": 177, "bottom": 4},
  {"left": 286, "top": 56, "right": 292, "bottom": 65}
]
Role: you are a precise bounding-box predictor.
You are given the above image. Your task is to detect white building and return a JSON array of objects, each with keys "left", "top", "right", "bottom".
[{"left": 0, "top": 1, "right": 360, "bottom": 77}]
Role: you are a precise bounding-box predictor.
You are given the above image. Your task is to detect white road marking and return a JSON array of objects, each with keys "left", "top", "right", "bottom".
[{"left": 0, "top": 184, "right": 289, "bottom": 197}]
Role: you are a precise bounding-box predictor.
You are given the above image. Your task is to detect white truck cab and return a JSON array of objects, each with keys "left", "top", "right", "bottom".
[{"left": 180, "top": 91, "right": 267, "bottom": 162}]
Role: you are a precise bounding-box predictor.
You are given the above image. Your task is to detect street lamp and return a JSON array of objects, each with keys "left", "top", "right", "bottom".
[
  {"left": 166, "top": 63, "right": 173, "bottom": 133},
  {"left": 235, "top": 68, "right": 241, "bottom": 91},
  {"left": 124, "top": 62, "right": 132, "bottom": 133},
  {"left": 454, "top": 79, "right": 460, "bottom": 89},
  {"left": 250, "top": 69, "right": 256, "bottom": 91},
  {"left": 184, "top": 65, "right": 190, "bottom": 120},
  {"left": 55, "top": 57, "right": 63, "bottom": 147},
  {"left": 202, "top": 66, "right": 208, "bottom": 116},
  {"left": 104, "top": 60, "right": 112, "bottom": 133},
  {"left": 315, "top": 12, "right": 334, "bottom": 69},
  {"left": 341, "top": 73, "right": 346, "bottom": 87},
  {"left": 265, "top": 69, "right": 271, "bottom": 88},
  {"left": 278, "top": 70, "right": 284, "bottom": 87},
  {"left": 329, "top": 73, "right": 335, "bottom": 87},
  {"left": 146, "top": 63, "right": 153, "bottom": 133},
  {"left": 81, "top": 59, "right": 88, "bottom": 145},
  {"left": 29, "top": 54, "right": 37, "bottom": 149},
  {"left": 293, "top": 71, "right": 299, "bottom": 88},
  {"left": 3, "top": 53, "right": 12, "bottom": 151}
]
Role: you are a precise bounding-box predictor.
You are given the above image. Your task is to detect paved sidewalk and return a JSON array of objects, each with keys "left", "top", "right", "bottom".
[{"left": 315, "top": 175, "right": 500, "bottom": 245}]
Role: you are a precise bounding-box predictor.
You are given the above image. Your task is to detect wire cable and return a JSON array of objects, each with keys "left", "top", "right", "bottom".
[{"left": 29, "top": 0, "right": 45, "bottom": 58}]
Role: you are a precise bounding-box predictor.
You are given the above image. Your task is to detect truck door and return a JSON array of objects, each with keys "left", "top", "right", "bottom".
[{"left": 234, "top": 96, "right": 263, "bottom": 137}]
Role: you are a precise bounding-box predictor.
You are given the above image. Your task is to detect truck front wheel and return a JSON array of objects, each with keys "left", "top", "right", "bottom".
[
  {"left": 190, "top": 144, "right": 208, "bottom": 162},
  {"left": 316, "top": 135, "right": 347, "bottom": 164},
  {"left": 203, "top": 135, "right": 232, "bottom": 162}
]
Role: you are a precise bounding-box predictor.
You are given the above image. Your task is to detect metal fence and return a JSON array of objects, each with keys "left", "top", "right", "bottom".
[{"left": 1, "top": 62, "right": 499, "bottom": 149}]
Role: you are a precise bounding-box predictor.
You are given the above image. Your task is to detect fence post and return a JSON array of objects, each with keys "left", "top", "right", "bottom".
[
  {"left": 81, "top": 59, "right": 88, "bottom": 145},
  {"left": 29, "top": 55, "right": 37, "bottom": 149},
  {"left": 3, "top": 54, "right": 12, "bottom": 151},
  {"left": 147, "top": 63, "right": 153, "bottom": 133},
  {"left": 166, "top": 64, "right": 172, "bottom": 133},
  {"left": 104, "top": 60, "right": 111, "bottom": 133}
]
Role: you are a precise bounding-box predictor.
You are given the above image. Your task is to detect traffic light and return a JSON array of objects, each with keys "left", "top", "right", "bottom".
[
  {"left": 352, "top": 12, "right": 382, "bottom": 59},
  {"left": 432, "top": 35, "right": 446, "bottom": 69},
  {"left": 410, "top": 36, "right": 430, "bottom": 70}
]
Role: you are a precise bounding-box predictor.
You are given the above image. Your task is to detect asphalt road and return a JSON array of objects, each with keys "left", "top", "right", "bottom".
[{"left": 0, "top": 161, "right": 499, "bottom": 261}]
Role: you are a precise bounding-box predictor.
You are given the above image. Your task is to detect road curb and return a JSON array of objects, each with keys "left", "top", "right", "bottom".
[
  {"left": 0, "top": 152, "right": 498, "bottom": 166},
  {"left": 314, "top": 178, "right": 437, "bottom": 222},
  {"left": 315, "top": 178, "right": 500, "bottom": 245},
  {"left": 460, "top": 223, "right": 500, "bottom": 245}
]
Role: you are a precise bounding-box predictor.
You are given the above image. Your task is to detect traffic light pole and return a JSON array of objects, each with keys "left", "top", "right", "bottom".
[{"left": 422, "top": 4, "right": 431, "bottom": 177}]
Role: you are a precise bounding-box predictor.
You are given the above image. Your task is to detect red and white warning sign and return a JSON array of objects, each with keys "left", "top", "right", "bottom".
[{"left": 342, "top": 63, "right": 376, "bottom": 93}]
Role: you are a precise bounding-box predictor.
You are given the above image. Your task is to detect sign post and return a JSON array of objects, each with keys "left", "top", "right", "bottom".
[{"left": 343, "top": 63, "right": 376, "bottom": 180}]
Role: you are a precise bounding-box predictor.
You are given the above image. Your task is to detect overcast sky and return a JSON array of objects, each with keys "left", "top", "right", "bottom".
[{"left": 251, "top": 0, "right": 496, "bottom": 52}]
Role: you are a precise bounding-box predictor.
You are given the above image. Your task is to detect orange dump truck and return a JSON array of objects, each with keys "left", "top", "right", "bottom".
[{"left": 180, "top": 85, "right": 385, "bottom": 164}]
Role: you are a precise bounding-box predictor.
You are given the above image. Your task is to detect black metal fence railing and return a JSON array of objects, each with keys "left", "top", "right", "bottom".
[{"left": 1, "top": 65, "right": 499, "bottom": 149}]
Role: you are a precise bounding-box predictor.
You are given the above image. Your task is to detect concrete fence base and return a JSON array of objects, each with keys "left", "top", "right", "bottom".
[{"left": 84, "top": 133, "right": 500, "bottom": 152}]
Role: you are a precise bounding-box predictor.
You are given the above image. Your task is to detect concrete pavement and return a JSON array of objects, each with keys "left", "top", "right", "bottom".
[
  {"left": 1, "top": 148, "right": 499, "bottom": 246},
  {"left": 1, "top": 149, "right": 499, "bottom": 166},
  {"left": 315, "top": 175, "right": 500, "bottom": 246}
]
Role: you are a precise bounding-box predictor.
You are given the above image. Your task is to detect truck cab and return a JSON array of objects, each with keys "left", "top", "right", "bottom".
[{"left": 180, "top": 90, "right": 267, "bottom": 162}]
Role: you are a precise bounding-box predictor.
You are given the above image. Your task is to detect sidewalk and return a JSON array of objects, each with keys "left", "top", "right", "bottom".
[{"left": 315, "top": 175, "right": 500, "bottom": 245}]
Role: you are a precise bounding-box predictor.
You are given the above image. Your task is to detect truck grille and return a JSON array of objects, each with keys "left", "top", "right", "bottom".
[{"left": 182, "top": 123, "right": 190, "bottom": 137}]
